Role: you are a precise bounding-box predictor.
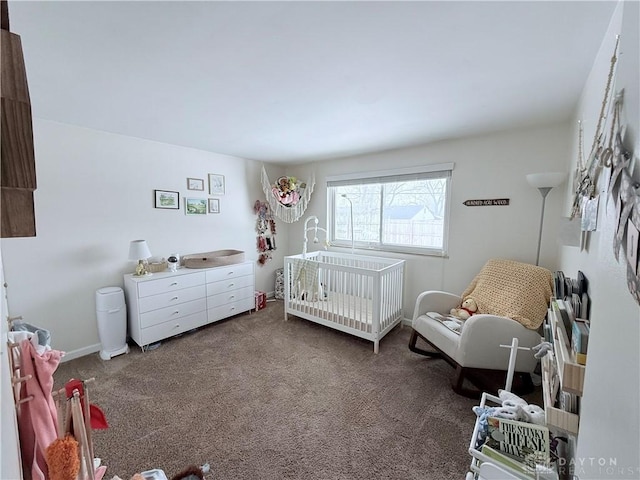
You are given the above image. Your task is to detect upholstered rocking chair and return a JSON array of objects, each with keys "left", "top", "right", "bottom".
[{"left": 409, "top": 259, "right": 552, "bottom": 398}]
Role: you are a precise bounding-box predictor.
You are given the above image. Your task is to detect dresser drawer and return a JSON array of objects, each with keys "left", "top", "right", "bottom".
[
  {"left": 207, "top": 285, "right": 254, "bottom": 307},
  {"left": 207, "top": 297, "right": 254, "bottom": 323},
  {"left": 205, "top": 263, "right": 253, "bottom": 283},
  {"left": 139, "top": 310, "right": 208, "bottom": 346},
  {"left": 137, "top": 272, "right": 206, "bottom": 298},
  {"left": 138, "top": 285, "right": 206, "bottom": 313},
  {"left": 140, "top": 298, "right": 207, "bottom": 328},
  {"left": 206, "top": 274, "right": 254, "bottom": 297}
]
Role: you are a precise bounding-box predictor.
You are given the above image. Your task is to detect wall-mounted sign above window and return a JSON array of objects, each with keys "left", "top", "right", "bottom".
[{"left": 463, "top": 198, "right": 510, "bottom": 207}]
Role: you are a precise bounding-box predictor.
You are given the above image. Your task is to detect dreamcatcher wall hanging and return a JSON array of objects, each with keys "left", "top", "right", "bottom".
[{"left": 261, "top": 165, "right": 315, "bottom": 223}]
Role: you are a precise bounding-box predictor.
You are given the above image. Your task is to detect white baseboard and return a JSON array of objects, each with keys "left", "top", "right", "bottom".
[
  {"left": 61, "top": 343, "right": 101, "bottom": 362},
  {"left": 401, "top": 317, "right": 412, "bottom": 326}
]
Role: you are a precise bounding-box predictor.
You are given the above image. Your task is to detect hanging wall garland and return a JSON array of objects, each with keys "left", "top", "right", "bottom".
[
  {"left": 261, "top": 165, "right": 315, "bottom": 223},
  {"left": 573, "top": 34, "right": 640, "bottom": 305},
  {"left": 571, "top": 36, "right": 620, "bottom": 220}
]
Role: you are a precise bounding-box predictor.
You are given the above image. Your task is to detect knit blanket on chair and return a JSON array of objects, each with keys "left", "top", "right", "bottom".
[{"left": 461, "top": 258, "right": 553, "bottom": 330}]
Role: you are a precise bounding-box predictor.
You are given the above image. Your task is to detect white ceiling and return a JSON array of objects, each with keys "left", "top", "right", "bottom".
[{"left": 9, "top": 1, "right": 616, "bottom": 165}]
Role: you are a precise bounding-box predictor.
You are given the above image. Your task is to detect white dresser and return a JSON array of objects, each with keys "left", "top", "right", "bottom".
[{"left": 124, "top": 262, "right": 255, "bottom": 349}]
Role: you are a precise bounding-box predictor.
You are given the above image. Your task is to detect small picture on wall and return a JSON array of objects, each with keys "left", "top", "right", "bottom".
[
  {"left": 154, "top": 190, "right": 179, "bottom": 209},
  {"left": 208, "top": 198, "right": 220, "bottom": 214},
  {"left": 187, "top": 177, "right": 205, "bottom": 191},
  {"left": 185, "top": 198, "right": 207, "bottom": 215},
  {"left": 627, "top": 219, "right": 639, "bottom": 275},
  {"left": 209, "top": 174, "right": 225, "bottom": 195}
]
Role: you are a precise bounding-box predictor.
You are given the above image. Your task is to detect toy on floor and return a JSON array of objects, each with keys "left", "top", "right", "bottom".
[
  {"left": 170, "top": 465, "right": 205, "bottom": 480},
  {"left": 450, "top": 297, "right": 478, "bottom": 320}
]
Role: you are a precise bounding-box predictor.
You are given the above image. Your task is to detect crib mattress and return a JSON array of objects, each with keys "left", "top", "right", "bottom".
[{"left": 288, "top": 292, "right": 375, "bottom": 332}]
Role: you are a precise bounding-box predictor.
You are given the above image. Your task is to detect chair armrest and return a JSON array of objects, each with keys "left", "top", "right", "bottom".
[
  {"left": 412, "top": 290, "right": 461, "bottom": 322},
  {"left": 457, "top": 314, "right": 542, "bottom": 370}
]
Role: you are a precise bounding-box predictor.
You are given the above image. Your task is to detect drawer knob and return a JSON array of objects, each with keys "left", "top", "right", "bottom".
[
  {"left": 170, "top": 282, "right": 178, "bottom": 286},
  {"left": 175, "top": 323, "right": 180, "bottom": 328},
  {"left": 229, "top": 283, "right": 235, "bottom": 287},
  {"left": 230, "top": 295, "right": 235, "bottom": 299},
  {"left": 173, "top": 311, "right": 180, "bottom": 315},
  {"left": 171, "top": 296, "right": 179, "bottom": 301}
]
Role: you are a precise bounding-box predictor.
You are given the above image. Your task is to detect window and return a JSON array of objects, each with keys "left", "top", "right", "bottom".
[{"left": 327, "top": 164, "right": 453, "bottom": 256}]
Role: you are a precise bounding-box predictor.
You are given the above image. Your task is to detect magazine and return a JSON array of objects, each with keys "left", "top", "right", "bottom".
[{"left": 483, "top": 416, "right": 550, "bottom": 470}]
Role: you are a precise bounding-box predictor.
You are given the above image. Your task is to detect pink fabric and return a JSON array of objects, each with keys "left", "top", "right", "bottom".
[{"left": 17, "top": 339, "right": 63, "bottom": 480}]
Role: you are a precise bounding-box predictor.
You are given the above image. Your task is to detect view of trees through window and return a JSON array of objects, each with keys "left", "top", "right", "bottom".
[{"left": 331, "top": 175, "right": 449, "bottom": 253}]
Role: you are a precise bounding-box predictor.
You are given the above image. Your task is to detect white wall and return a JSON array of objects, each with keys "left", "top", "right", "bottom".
[
  {"left": 561, "top": 2, "right": 640, "bottom": 478},
  {"left": 287, "top": 123, "right": 571, "bottom": 318},
  {"left": 0, "top": 119, "right": 287, "bottom": 357}
]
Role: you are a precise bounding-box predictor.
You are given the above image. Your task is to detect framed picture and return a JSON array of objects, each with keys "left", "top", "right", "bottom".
[
  {"left": 154, "top": 190, "right": 180, "bottom": 209},
  {"left": 185, "top": 198, "right": 207, "bottom": 215},
  {"left": 187, "top": 177, "right": 205, "bottom": 191},
  {"left": 209, "top": 174, "right": 225, "bottom": 195},
  {"left": 208, "top": 198, "right": 220, "bottom": 214}
]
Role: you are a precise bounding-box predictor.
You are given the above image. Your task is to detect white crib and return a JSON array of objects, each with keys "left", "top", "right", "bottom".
[{"left": 284, "top": 251, "right": 405, "bottom": 353}]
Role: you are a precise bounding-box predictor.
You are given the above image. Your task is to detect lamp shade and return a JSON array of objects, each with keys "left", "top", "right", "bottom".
[
  {"left": 128, "top": 240, "right": 151, "bottom": 261},
  {"left": 526, "top": 172, "right": 567, "bottom": 189}
]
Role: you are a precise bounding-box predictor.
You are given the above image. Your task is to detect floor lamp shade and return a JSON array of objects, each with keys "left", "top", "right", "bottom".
[{"left": 526, "top": 172, "right": 566, "bottom": 189}]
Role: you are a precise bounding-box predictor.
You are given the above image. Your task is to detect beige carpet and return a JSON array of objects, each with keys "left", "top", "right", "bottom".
[{"left": 54, "top": 300, "right": 486, "bottom": 480}]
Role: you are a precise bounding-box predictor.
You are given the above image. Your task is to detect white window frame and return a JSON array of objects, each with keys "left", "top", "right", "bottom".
[{"left": 327, "top": 163, "right": 453, "bottom": 256}]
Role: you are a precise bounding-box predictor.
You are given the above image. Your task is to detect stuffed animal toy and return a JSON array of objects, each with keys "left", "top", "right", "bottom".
[
  {"left": 498, "top": 389, "right": 545, "bottom": 425},
  {"left": 498, "top": 388, "right": 528, "bottom": 408},
  {"left": 516, "top": 403, "right": 546, "bottom": 426},
  {"left": 472, "top": 405, "right": 520, "bottom": 447},
  {"left": 532, "top": 341, "right": 554, "bottom": 359},
  {"left": 450, "top": 297, "right": 478, "bottom": 320}
]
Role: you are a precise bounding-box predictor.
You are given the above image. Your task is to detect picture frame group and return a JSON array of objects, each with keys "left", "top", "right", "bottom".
[{"left": 156, "top": 173, "right": 224, "bottom": 215}]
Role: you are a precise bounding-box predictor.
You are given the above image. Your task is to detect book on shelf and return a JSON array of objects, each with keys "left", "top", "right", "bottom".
[
  {"left": 483, "top": 416, "right": 551, "bottom": 469},
  {"left": 571, "top": 319, "right": 589, "bottom": 365},
  {"left": 552, "top": 299, "right": 573, "bottom": 346}
]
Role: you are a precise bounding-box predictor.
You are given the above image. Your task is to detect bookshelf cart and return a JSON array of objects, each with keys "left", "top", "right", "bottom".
[{"left": 466, "top": 301, "right": 585, "bottom": 479}]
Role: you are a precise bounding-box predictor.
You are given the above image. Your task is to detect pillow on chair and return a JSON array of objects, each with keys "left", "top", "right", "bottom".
[{"left": 460, "top": 258, "right": 553, "bottom": 330}]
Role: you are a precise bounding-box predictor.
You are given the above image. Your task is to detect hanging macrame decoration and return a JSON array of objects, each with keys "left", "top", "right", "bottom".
[{"left": 261, "top": 165, "right": 315, "bottom": 223}]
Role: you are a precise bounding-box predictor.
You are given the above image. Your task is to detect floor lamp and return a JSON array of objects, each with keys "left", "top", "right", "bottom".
[{"left": 526, "top": 172, "right": 566, "bottom": 266}]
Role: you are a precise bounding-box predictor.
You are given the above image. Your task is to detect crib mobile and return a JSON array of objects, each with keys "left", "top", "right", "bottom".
[{"left": 254, "top": 200, "right": 277, "bottom": 265}]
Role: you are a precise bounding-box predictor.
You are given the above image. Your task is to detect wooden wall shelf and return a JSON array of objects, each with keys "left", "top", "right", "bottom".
[
  {"left": 541, "top": 354, "right": 580, "bottom": 435},
  {"left": 548, "top": 306, "right": 585, "bottom": 396}
]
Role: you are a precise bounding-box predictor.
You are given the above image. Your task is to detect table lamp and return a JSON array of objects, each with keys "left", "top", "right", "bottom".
[{"left": 128, "top": 239, "right": 152, "bottom": 276}]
